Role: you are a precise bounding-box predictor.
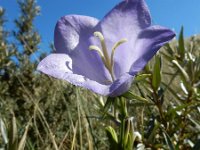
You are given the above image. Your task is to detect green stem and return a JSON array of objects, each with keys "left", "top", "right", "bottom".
[
  {"left": 120, "top": 119, "right": 126, "bottom": 149},
  {"left": 107, "top": 97, "right": 134, "bottom": 150},
  {"left": 119, "top": 97, "right": 129, "bottom": 150},
  {"left": 119, "top": 97, "right": 128, "bottom": 118}
]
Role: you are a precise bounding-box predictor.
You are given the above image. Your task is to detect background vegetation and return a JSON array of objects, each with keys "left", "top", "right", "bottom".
[{"left": 0, "top": 0, "right": 200, "bottom": 149}]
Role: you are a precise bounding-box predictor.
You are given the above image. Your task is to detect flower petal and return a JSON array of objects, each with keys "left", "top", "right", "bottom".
[
  {"left": 98, "top": 0, "right": 151, "bottom": 35},
  {"left": 54, "top": 15, "right": 112, "bottom": 83},
  {"left": 108, "top": 73, "right": 134, "bottom": 97},
  {"left": 37, "top": 54, "right": 134, "bottom": 97},
  {"left": 54, "top": 15, "right": 99, "bottom": 53},
  {"left": 94, "top": 0, "right": 151, "bottom": 78},
  {"left": 37, "top": 54, "right": 73, "bottom": 79},
  {"left": 130, "top": 25, "right": 176, "bottom": 74}
]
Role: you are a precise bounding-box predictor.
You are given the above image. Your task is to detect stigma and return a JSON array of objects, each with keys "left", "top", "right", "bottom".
[{"left": 89, "top": 31, "right": 127, "bottom": 82}]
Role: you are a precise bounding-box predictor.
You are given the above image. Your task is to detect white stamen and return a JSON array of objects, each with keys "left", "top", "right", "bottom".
[
  {"left": 89, "top": 32, "right": 127, "bottom": 82},
  {"left": 94, "top": 32, "right": 110, "bottom": 68},
  {"left": 89, "top": 45, "right": 107, "bottom": 66},
  {"left": 111, "top": 38, "right": 128, "bottom": 72}
]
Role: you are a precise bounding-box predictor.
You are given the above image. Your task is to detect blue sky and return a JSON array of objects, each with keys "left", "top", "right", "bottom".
[{"left": 1, "top": 0, "right": 200, "bottom": 51}]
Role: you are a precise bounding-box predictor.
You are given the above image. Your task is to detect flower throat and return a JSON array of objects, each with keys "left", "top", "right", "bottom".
[{"left": 89, "top": 31, "right": 127, "bottom": 82}]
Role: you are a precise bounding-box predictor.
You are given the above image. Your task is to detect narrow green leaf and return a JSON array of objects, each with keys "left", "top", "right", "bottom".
[
  {"left": 144, "top": 63, "right": 151, "bottom": 73},
  {"left": 124, "top": 119, "right": 131, "bottom": 147},
  {"left": 102, "top": 97, "right": 114, "bottom": 119},
  {"left": 147, "top": 119, "right": 160, "bottom": 142},
  {"left": 172, "top": 60, "right": 189, "bottom": 82},
  {"left": 160, "top": 51, "right": 174, "bottom": 62},
  {"left": 162, "top": 131, "right": 175, "bottom": 150},
  {"left": 126, "top": 118, "right": 134, "bottom": 150},
  {"left": 126, "top": 134, "right": 134, "bottom": 150},
  {"left": 96, "top": 96, "right": 105, "bottom": 108},
  {"left": 105, "top": 126, "right": 118, "bottom": 150},
  {"left": 128, "top": 102, "right": 153, "bottom": 107},
  {"left": 18, "top": 120, "right": 31, "bottom": 150},
  {"left": 134, "top": 74, "right": 151, "bottom": 83},
  {"left": 178, "top": 26, "right": 185, "bottom": 60},
  {"left": 167, "top": 103, "right": 193, "bottom": 117},
  {"left": 0, "top": 118, "right": 8, "bottom": 144},
  {"left": 164, "top": 43, "right": 174, "bottom": 56},
  {"left": 152, "top": 55, "right": 161, "bottom": 91},
  {"left": 8, "top": 113, "right": 18, "bottom": 150},
  {"left": 188, "top": 117, "right": 200, "bottom": 131},
  {"left": 122, "top": 91, "right": 150, "bottom": 103},
  {"left": 192, "top": 139, "right": 200, "bottom": 150},
  {"left": 162, "top": 82, "right": 182, "bottom": 101}
]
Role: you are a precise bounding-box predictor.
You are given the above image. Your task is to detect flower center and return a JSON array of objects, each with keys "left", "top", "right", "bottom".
[{"left": 89, "top": 31, "right": 127, "bottom": 82}]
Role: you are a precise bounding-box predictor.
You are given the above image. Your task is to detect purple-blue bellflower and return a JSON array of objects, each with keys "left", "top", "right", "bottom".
[{"left": 37, "top": 0, "right": 175, "bottom": 97}]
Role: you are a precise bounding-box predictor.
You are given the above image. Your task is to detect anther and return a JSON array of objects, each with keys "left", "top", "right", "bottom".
[{"left": 94, "top": 32, "right": 104, "bottom": 41}]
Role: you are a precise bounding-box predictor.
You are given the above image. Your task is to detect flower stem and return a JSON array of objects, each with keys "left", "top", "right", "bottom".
[
  {"left": 119, "top": 97, "right": 128, "bottom": 118},
  {"left": 106, "top": 97, "right": 134, "bottom": 150},
  {"left": 119, "top": 97, "right": 130, "bottom": 150}
]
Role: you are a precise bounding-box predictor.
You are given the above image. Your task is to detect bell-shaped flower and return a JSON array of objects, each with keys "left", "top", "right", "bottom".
[{"left": 37, "top": 0, "right": 175, "bottom": 97}]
